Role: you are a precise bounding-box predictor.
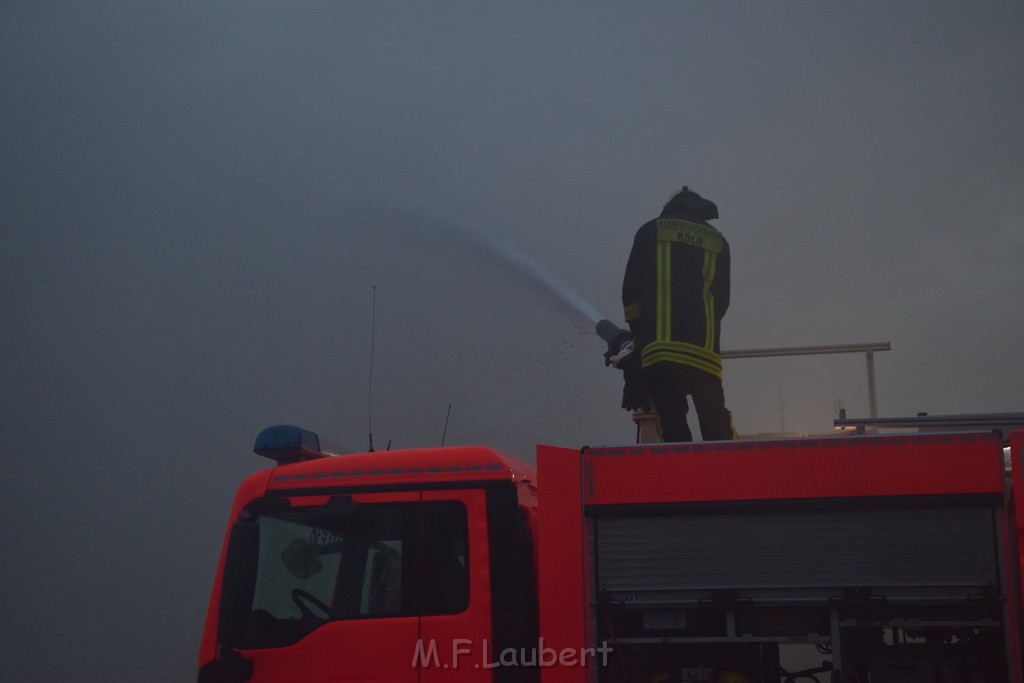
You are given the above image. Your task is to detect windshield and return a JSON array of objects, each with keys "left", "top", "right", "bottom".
[{"left": 229, "top": 499, "right": 468, "bottom": 648}]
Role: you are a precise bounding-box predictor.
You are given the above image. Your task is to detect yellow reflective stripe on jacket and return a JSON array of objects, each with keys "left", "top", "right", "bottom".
[
  {"left": 641, "top": 340, "right": 723, "bottom": 378},
  {"left": 702, "top": 250, "right": 717, "bottom": 349},
  {"left": 623, "top": 214, "right": 728, "bottom": 384},
  {"left": 656, "top": 241, "right": 671, "bottom": 341},
  {"left": 653, "top": 218, "right": 722, "bottom": 356}
]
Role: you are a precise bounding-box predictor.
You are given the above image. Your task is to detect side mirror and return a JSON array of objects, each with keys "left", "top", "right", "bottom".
[{"left": 197, "top": 649, "right": 254, "bottom": 683}]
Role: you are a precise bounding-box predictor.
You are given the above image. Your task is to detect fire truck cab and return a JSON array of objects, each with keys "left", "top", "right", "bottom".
[{"left": 199, "top": 426, "right": 538, "bottom": 683}]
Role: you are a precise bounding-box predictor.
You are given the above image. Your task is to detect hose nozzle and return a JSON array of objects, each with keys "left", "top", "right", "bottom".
[{"left": 595, "top": 319, "right": 623, "bottom": 345}]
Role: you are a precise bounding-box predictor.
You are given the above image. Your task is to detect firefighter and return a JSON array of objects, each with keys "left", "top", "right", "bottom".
[{"left": 621, "top": 186, "right": 737, "bottom": 442}]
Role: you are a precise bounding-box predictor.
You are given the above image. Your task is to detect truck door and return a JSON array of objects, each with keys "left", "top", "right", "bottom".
[
  {"left": 419, "top": 489, "right": 492, "bottom": 683},
  {"left": 216, "top": 490, "right": 421, "bottom": 683}
]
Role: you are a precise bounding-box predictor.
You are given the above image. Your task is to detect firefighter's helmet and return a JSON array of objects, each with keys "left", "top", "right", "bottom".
[{"left": 661, "top": 185, "right": 719, "bottom": 221}]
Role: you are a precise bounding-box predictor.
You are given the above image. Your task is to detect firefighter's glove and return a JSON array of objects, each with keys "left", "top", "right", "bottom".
[
  {"left": 605, "top": 340, "right": 635, "bottom": 369},
  {"left": 619, "top": 348, "right": 650, "bottom": 412}
]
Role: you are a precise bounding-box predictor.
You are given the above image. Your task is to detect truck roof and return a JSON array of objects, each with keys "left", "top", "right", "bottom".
[{"left": 263, "top": 444, "right": 536, "bottom": 492}]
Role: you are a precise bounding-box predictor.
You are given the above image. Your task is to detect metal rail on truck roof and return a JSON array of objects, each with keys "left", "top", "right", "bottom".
[{"left": 834, "top": 412, "right": 1024, "bottom": 443}]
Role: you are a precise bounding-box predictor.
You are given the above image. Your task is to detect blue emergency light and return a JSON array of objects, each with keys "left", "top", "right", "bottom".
[{"left": 253, "top": 424, "right": 328, "bottom": 464}]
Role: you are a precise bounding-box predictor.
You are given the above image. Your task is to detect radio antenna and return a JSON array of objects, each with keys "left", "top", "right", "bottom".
[
  {"left": 367, "top": 286, "right": 376, "bottom": 452},
  {"left": 441, "top": 402, "right": 452, "bottom": 446}
]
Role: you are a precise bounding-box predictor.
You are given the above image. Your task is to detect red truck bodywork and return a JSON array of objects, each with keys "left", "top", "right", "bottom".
[{"left": 200, "top": 431, "right": 1024, "bottom": 682}]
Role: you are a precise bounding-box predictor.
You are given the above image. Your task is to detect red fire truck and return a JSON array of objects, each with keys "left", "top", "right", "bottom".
[{"left": 199, "top": 421, "right": 1024, "bottom": 682}]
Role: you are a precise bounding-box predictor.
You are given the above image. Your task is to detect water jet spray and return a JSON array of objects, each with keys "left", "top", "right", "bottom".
[
  {"left": 451, "top": 226, "right": 602, "bottom": 330},
  {"left": 450, "top": 225, "right": 656, "bottom": 440}
]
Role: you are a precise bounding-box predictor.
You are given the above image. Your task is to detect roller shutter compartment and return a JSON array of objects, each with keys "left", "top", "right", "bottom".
[{"left": 595, "top": 505, "right": 999, "bottom": 604}]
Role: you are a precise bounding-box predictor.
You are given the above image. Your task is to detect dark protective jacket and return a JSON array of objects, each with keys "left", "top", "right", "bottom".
[{"left": 622, "top": 202, "right": 730, "bottom": 379}]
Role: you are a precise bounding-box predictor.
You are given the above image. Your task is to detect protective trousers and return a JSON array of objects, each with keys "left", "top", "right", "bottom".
[{"left": 641, "top": 362, "right": 736, "bottom": 442}]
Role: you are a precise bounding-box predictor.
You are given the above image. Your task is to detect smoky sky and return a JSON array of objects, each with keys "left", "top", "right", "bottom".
[{"left": 2, "top": 2, "right": 1022, "bottom": 680}]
